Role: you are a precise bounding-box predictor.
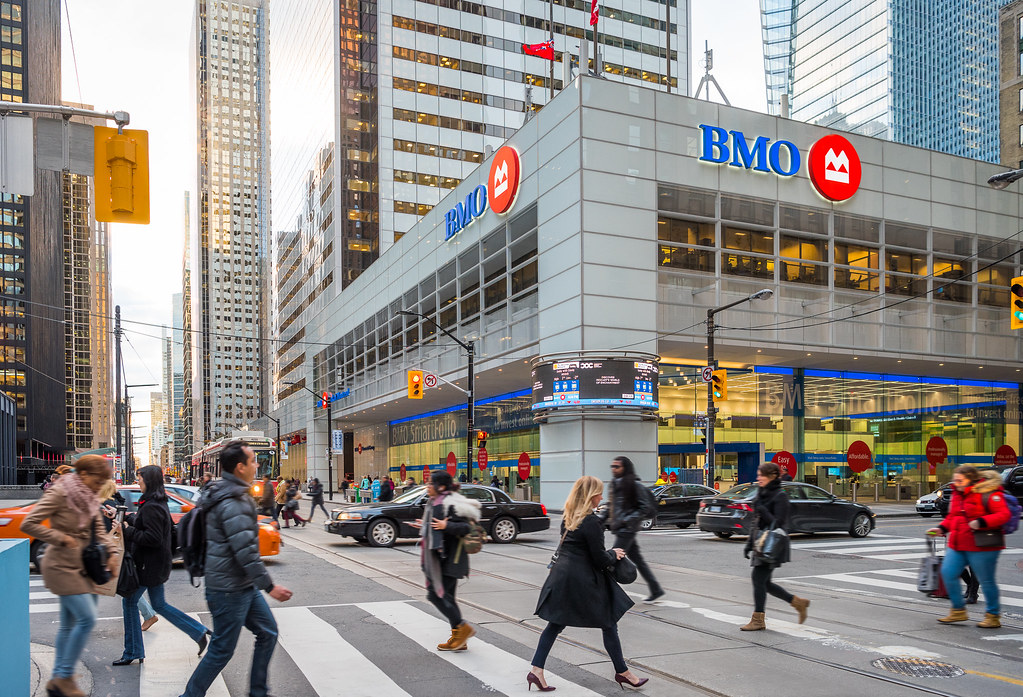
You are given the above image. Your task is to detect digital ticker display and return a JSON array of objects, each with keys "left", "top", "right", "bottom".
[{"left": 532, "top": 359, "right": 659, "bottom": 411}]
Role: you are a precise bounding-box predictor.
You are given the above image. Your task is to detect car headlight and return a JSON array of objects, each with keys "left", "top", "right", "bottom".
[
  {"left": 337, "top": 511, "right": 365, "bottom": 520},
  {"left": 916, "top": 498, "right": 924, "bottom": 505}
]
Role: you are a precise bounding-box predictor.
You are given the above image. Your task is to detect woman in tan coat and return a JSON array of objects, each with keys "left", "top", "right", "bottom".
[{"left": 21, "top": 455, "right": 120, "bottom": 697}]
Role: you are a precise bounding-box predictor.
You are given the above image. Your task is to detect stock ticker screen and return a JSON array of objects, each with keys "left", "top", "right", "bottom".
[{"left": 531, "top": 359, "right": 659, "bottom": 411}]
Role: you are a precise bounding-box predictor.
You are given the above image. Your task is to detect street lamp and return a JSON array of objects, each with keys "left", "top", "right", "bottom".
[
  {"left": 987, "top": 168, "right": 1023, "bottom": 190},
  {"left": 705, "top": 289, "right": 774, "bottom": 489},
  {"left": 259, "top": 408, "right": 281, "bottom": 479},
  {"left": 284, "top": 380, "right": 335, "bottom": 500},
  {"left": 398, "top": 309, "right": 475, "bottom": 476}
]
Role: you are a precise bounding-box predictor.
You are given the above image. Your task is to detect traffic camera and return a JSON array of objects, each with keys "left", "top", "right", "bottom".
[
  {"left": 407, "top": 370, "right": 423, "bottom": 399},
  {"left": 711, "top": 369, "right": 728, "bottom": 402}
]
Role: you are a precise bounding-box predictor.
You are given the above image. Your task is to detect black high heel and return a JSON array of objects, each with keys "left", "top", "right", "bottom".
[
  {"left": 112, "top": 657, "right": 143, "bottom": 666},
  {"left": 197, "top": 629, "right": 213, "bottom": 656},
  {"left": 614, "top": 673, "right": 648, "bottom": 689},
  {"left": 527, "top": 672, "right": 556, "bottom": 692}
]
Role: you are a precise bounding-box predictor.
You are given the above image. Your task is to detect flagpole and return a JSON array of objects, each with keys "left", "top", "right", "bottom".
[
  {"left": 549, "top": 0, "right": 554, "bottom": 100},
  {"left": 594, "top": 2, "right": 601, "bottom": 75}
]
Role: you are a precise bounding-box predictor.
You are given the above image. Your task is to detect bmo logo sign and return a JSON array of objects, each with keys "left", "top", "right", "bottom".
[
  {"left": 444, "top": 146, "right": 521, "bottom": 241},
  {"left": 698, "top": 125, "right": 861, "bottom": 202}
]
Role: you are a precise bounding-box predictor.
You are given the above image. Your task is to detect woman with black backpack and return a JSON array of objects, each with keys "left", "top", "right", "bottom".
[{"left": 114, "top": 466, "right": 211, "bottom": 666}]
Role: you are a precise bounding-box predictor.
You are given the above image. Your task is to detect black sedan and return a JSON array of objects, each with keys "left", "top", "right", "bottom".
[
  {"left": 640, "top": 483, "right": 717, "bottom": 530},
  {"left": 696, "top": 482, "right": 875, "bottom": 538},
  {"left": 325, "top": 485, "right": 551, "bottom": 547}
]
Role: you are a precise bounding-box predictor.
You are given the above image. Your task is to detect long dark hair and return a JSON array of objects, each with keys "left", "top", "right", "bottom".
[
  {"left": 430, "top": 470, "right": 460, "bottom": 494},
  {"left": 614, "top": 456, "right": 638, "bottom": 510},
  {"left": 137, "top": 465, "right": 168, "bottom": 502}
]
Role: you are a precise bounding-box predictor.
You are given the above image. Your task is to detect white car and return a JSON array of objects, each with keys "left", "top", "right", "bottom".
[
  {"left": 916, "top": 483, "right": 952, "bottom": 518},
  {"left": 165, "top": 484, "right": 203, "bottom": 504}
]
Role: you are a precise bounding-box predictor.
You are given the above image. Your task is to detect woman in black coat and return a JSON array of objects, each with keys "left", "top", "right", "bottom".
[
  {"left": 529, "top": 476, "right": 648, "bottom": 691},
  {"left": 740, "top": 462, "right": 809, "bottom": 631},
  {"left": 114, "top": 466, "right": 211, "bottom": 665}
]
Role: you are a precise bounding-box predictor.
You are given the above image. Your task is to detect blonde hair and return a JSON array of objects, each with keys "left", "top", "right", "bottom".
[
  {"left": 97, "top": 479, "right": 118, "bottom": 501},
  {"left": 563, "top": 476, "right": 605, "bottom": 531}
]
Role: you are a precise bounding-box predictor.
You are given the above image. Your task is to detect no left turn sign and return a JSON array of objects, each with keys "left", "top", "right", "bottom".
[
  {"left": 701, "top": 367, "right": 714, "bottom": 382},
  {"left": 424, "top": 373, "right": 437, "bottom": 388}
]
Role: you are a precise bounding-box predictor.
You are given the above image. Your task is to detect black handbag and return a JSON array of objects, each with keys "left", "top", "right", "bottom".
[
  {"left": 610, "top": 555, "right": 638, "bottom": 584},
  {"left": 80, "top": 522, "right": 112, "bottom": 585},
  {"left": 757, "top": 525, "right": 789, "bottom": 565},
  {"left": 973, "top": 527, "right": 1004, "bottom": 547},
  {"left": 116, "top": 536, "right": 140, "bottom": 598}
]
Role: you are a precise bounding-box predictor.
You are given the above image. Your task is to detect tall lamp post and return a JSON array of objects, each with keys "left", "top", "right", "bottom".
[
  {"left": 259, "top": 408, "right": 281, "bottom": 479},
  {"left": 398, "top": 310, "right": 475, "bottom": 475},
  {"left": 705, "top": 289, "right": 774, "bottom": 489},
  {"left": 284, "top": 381, "right": 336, "bottom": 500}
]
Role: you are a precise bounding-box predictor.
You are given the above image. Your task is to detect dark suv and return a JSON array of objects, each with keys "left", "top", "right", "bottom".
[{"left": 936, "top": 466, "right": 1023, "bottom": 516}]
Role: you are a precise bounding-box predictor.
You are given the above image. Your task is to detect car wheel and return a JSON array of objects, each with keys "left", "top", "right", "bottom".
[
  {"left": 30, "top": 540, "right": 47, "bottom": 571},
  {"left": 491, "top": 516, "right": 519, "bottom": 544},
  {"left": 849, "top": 513, "right": 872, "bottom": 538},
  {"left": 367, "top": 519, "right": 398, "bottom": 547},
  {"left": 713, "top": 531, "right": 733, "bottom": 539},
  {"left": 639, "top": 518, "right": 654, "bottom": 530},
  {"left": 676, "top": 523, "right": 692, "bottom": 529}
]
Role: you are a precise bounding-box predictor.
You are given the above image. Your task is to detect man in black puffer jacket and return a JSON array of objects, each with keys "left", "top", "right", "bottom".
[{"left": 180, "top": 442, "right": 293, "bottom": 697}]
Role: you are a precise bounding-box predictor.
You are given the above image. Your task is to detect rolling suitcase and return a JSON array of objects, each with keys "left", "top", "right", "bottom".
[{"left": 917, "top": 536, "right": 941, "bottom": 594}]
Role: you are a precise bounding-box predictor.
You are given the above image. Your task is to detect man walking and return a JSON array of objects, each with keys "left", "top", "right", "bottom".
[{"left": 179, "top": 441, "right": 293, "bottom": 697}]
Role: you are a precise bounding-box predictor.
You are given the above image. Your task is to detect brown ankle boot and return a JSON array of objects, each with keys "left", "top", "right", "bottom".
[
  {"left": 790, "top": 596, "right": 810, "bottom": 624},
  {"left": 740, "top": 612, "right": 766, "bottom": 631},
  {"left": 436, "top": 628, "right": 458, "bottom": 651},
  {"left": 46, "top": 677, "right": 85, "bottom": 697},
  {"left": 977, "top": 613, "right": 1001, "bottom": 628},
  {"left": 447, "top": 621, "right": 476, "bottom": 650},
  {"left": 937, "top": 608, "right": 968, "bottom": 623}
]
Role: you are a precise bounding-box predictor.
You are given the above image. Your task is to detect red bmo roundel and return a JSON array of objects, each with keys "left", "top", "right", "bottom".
[
  {"left": 488, "top": 146, "right": 520, "bottom": 214},
  {"left": 808, "top": 134, "right": 861, "bottom": 202}
]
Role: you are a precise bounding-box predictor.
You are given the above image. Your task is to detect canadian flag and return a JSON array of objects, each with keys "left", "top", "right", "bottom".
[
  {"left": 590, "top": 0, "right": 599, "bottom": 26},
  {"left": 522, "top": 39, "right": 555, "bottom": 61}
]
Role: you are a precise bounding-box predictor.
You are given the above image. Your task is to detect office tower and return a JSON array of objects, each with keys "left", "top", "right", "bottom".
[
  {"left": 0, "top": 1, "right": 65, "bottom": 481},
  {"left": 999, "top": 1, "right": 1023, "bottom": 166},
  {"left": 761, "top": 0, "right": 1012, "bottom": 163},
  {"left": 150, "top": 390, "right": 167, "bottom": 468},
  {"left": 268, "top": 1, "right": 691, "bottom": 472},
  {"left": 179, "top": 194, "right": 197, "bottom": 462},
  {"left": 193, "top": 0, "right": 270, "bottom": 444},
  {"left": 171, "top": 291, "right": 187, "bottom": 466}
]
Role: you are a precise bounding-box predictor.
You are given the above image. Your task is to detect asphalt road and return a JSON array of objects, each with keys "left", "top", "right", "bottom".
[{"left": 27, "top": 514, "right": 1023, "bottom": 697}]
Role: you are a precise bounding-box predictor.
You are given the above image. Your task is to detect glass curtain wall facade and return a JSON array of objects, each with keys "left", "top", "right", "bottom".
[
  {"left": 760, "top": 0, "right": 1011, "bottom": 163},
  {"left": 194, "top": 0, "right": 270, "bottom": 443}
]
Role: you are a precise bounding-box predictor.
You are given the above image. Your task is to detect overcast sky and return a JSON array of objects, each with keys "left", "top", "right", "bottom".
[{"left": 60, "top": 0, "right": 766, "bottom": 463}]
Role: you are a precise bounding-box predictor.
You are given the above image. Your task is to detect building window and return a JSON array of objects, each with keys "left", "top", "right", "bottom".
[{"left": 1019, "top": 87, "right": 1023, "bottom": 113}]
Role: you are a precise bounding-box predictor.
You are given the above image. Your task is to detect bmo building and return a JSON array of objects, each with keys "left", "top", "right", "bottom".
[{"left": 298, "top": 75, "right": 1023, "bottom": 508}]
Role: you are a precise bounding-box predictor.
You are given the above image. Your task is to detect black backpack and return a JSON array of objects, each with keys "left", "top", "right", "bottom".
[{"left": 177, "top": 498, "right": 225, "bottom": 587}]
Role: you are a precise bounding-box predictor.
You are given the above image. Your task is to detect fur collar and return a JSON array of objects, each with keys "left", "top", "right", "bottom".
[
  {"left": 973, "top": 476, "right": 1002, "bottom": 495},
  {"left": 437, "top": 491, "right": 481, "bottom": 521}
]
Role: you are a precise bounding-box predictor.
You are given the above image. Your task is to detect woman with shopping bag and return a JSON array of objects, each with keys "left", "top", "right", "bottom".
[{"left": 739, "top": 462, "right": 810, "bottom": 631}]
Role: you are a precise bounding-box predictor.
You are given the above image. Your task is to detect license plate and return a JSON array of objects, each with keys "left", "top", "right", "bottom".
[{"left": 708, "top": 506, "right": 721, "bottom": 513}]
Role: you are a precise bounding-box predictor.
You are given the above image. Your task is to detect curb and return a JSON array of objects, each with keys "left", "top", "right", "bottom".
[{"left": 30, "top": 643, "right": 94, "bottom": 697}]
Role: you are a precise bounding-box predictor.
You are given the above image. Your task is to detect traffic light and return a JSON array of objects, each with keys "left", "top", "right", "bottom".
[
  {"left": 94, "top": 126, "right": 150, "bottom": 224},
  {"left": 1012, "top": 276, "right": 1023, "bottom": 330},
  {"left": 407, "top": 370, "right": 423, "bottom": 399},
  {"left": 711, "top": 369, "right": 728, "bottom": 402},
  {"left": 476, "top": 430, "right": 488, "bottom": 449}
]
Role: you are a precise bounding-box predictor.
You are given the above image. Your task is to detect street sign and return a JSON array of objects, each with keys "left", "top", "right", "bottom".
[
  {"left": 517, "top": 452, "right": 531, "bottom": 480},
  {"left": 994, "top": 444, "right": 1017, "bottom": 466},
  {"left": 772, "top": 450, "right": 797, "bottom": 479},
  {"left": 424, "top": 373, "right": 437, "bottom": 388},
  {"left": 701, "top": 366, "right": 714, "bottom": 382},
  {"left": 446, "top": 451, "right": 458, "bottom": 476},
  {"left": 0, "top": 114, "right": 34, "bottom": 195},
  {"left": 846, "top": 440, "right": 872, "bottom": 473},
  {"left": 477, "top": 447, "right": 488, "bottom": 470},
  {"left": 694, "top": 412, "right": 708, "bottom": 428},
  {"left": 668, "top": 471, "right": 678, "bottom": 484},
  {"left": 331, "top": 430, "right": 344, "bottom": 451}
]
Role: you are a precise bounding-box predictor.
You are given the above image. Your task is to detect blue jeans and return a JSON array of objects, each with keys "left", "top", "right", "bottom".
[
  {"left": 122, "top": 583, "right": 208, "bottom": 660},
  {"left": 54, "top": 594, "right": 97, "bottom": 678},
  {"left": 180, "top": 587, "right": 278, "bottom": 697},
  {"left": 941, "top": 547, "right": 1002, "bottom": 615},
  {"left": 138, "top": 594, "right": 155, "bottom": 621}
]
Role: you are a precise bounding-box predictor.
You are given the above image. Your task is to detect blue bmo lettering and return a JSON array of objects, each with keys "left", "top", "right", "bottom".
[{"left": 698, "top": 124, "right": 800, "bottom": 177}]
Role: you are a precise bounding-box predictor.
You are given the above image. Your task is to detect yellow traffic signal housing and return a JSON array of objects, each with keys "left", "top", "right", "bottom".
[
  {"left": 94, "top": 126, "right": 150, "bottom": 224},
  {"left": 476, "top": 430, "right": 488, "bottom": 449},
  {"left": 408, "top": 370, "right": 424, "bottom": 399},
  {"left": 711, "top": 369, "right": 728, "bottom": 402},
  {"left": 1012, "top": 277, "right": 1023, "bottom": 330}
]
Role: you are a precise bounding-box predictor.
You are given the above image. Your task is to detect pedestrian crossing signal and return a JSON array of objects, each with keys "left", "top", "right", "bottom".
[
  {"left": 1012, "top": 277, "right": 1023, "bottom": 330},
  {"left": 476, "top": 430, "right": 488, "bottom": 449},
  {"left": 711, "top": 369, "right": 728, "bottom": 402},
  {"left": 408, "top": 370, "right": 423, "bottom": 399}
]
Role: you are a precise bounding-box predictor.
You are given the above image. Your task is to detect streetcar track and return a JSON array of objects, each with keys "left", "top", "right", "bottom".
[{"left": 284, "top": 532, "right": 1011, "bottom": 697}]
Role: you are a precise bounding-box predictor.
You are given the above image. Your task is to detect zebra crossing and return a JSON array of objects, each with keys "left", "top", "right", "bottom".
[{"left": 29, "top": 577, "right": 59, "bottom": 614}]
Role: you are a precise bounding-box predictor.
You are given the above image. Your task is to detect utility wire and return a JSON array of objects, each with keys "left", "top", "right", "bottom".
[{"left": 62, "top": 0, "right": 85, "bottom": 106}]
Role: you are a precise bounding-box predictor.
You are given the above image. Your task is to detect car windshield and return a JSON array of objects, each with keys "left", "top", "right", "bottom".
[
  {"left": 391, "top": 485, "right": 427, "bottom": 504},
  {"left": 717, "top": 483, "right": 757, "bottom": 500}
]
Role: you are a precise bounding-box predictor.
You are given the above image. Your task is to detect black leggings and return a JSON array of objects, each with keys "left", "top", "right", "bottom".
[
  {"left": 752, "top": 565, "right": 793, "bottom": 613},
  {"left": 426, "top": 574, "right": 462, "bottom": 629},
  {"left": 531, "top": 622, "right": 628, "bottom": 674}
]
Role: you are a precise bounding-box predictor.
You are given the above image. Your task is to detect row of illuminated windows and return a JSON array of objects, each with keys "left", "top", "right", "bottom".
[
  {"left": 0, "top": 24, "right": 21, "bottom": 44},
  {"left": 395, "top": 200, "right": 435, "bottom": 216},
  {"left": 392, "top": 46, "right": 562, "bottom": 92},
  {"left": 0, "top": 4, "right": 21, "bottom": 21},
  {"left": 392, "top": 107, "right": 515, "bottom": 139},
  {"left": 392, "top": 76, "right": 526, "bottom": 113},
  {"left": 1, "top": 47, "right": 20, "bottom": 66},
  {"left": 0, "top": 69, "right": 20, "bottom": 91},
  {"left": 394, "top": 169, "right": 460, "bottom": 189},
  {"left": 393, "top": 138, "right": 483, "bottom": 164},
  {"left": 0, "top": 230, "right": 22, "bottom": 248}
]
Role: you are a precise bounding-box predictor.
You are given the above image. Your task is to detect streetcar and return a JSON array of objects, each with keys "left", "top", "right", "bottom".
[{"left": 188, "top": 435, "right": 278, "bottom": 483}]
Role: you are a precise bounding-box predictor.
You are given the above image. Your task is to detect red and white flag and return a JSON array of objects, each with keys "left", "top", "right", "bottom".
[
  {"left": 590, "top": 0, "right": 599, "bottom": 26},
  {"left": 522, "top": 39, "right": 555, "bottom": 61}
]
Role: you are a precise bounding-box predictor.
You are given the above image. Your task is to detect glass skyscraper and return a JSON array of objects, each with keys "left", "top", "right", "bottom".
[{"left": 760, "top": 0, "right": 1012, "bottom": 163}]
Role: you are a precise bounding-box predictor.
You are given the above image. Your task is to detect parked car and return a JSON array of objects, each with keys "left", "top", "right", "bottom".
[
  {"left": 934, "top": 466, "right": 1023, "bottom": 517},
  {"left": 696, "top": 482, "right": 876, "bottom": 539},
  {"left": 325, "top": 484, "right": 550, "bottom": 547},
  {"left": 165, "top": 484, "right": 203, "bottom": 504},
  {"left": 916, "top": 482, "right": 953, "bottom": 517},
  {"left": 639, "top": 483, "right": 717, "bottom": 530}
]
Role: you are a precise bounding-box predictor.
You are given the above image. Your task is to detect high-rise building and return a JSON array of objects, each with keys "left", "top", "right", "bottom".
[
  {"left": 999, "top": 1, "right": 1023, "bottom": 166},
  {"left": 179, "top": 193, "right": 197, "bottom": 463},
  {"left": 761, "top": 0, "right": 1012, "bottom": 163},
  {"left": 0, "top": 1, "right": 66, "bottom": 482},
  {"left": 149, "top": 390, "right": 169, "bottom": 468},
  {"left": 192, "top": 0, "right": 270, "bottom": 444},
  {"left": 268, "top": 0, "right": 691, "bottom": 477}
]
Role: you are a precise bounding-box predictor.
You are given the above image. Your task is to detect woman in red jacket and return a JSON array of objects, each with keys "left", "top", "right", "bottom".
[{"left": 928, "top": 465, "right": 1011, "bottom": 628}]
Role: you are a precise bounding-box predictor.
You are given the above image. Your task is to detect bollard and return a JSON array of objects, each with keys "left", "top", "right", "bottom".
[
  {"left": 874, "top": 482, "right": 880, "bottom": 502},
  {"left": 896, "top": 483, "right": 901, "bottom": 502},
  {"left": 852, "top": 482, "right": 857, "bottom": 503}
]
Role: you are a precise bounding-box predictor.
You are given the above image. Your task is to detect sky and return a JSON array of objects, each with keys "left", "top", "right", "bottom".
[{"left": 59, "top": 0, "right": 767, "bottom": 462}]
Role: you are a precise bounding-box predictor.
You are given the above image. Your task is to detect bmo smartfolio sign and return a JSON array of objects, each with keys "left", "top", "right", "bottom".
[
  {"left": 444, "top": 146, "right": 521, "bottom": 241},
  {"left": 698, "top": 125, "right": 861, "bottom": 202}
]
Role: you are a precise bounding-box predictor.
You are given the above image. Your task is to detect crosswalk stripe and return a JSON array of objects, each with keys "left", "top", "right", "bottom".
[
  {"left": 29, "top": 603, "right": 59, "bottom": 614},
  {"left": 140, "top": 613, "right": 228, "bottom": 697},
  {"left": 798, "top": 572, "right": 1023, "bottom": 607},
  {"left": 867, "top": 568, "right": 1023, "bottom": 594},
  {"left": 863, "top": 549, "right": 1023, "bottom": 561},
  {"left": 30, "top": 590, "right": 56, "bottom": 600},
  {"left": 274, "top": 606, "right": 412, "bottom": 697},
  {"left": 30, "top": 579, "right": 44, "bottom": 587},
  {"left": 798, "top": 543, "right": 925, "bottom": 555},
  {"left": 791, "top": 536, "right": 905, "bottom": 549},
  {"left": 359, "top": 601, "right": 605, "bottom": 697}
]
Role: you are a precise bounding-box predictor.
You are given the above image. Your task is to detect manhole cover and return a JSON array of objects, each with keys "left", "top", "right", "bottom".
[{"left": 871, "top": 657, "right": 965, "bottom": 679}]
